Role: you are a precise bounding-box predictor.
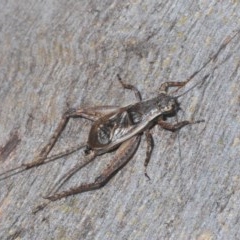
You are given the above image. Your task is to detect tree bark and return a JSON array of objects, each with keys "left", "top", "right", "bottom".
[{"left": 0, "top": 1, "right": 240, "bottom": 239}]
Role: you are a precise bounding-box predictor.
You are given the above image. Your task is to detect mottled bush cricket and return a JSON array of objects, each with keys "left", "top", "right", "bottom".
[
  {"left": 2, "top": 75, "right": 205, "bottom": 202},
  {"left": 0, "top": 30, "right": 239, "bottom": 210}
]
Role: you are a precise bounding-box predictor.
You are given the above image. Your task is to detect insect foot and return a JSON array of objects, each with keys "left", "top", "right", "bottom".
[
  {"left": 195, "top": 120, "right": 205, "bottom": 123},
  {"left": 43, "top": 194, "right": 60, "bottom": 202},
  {"left": 190, "top": 119, "right": 205, "bottom": 125},
  {"left": 32, "top": 201, "right": 50, "bottom": 214}
]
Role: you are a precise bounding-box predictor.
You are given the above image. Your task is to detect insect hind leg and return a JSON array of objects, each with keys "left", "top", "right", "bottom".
[
  {"left": 45, "top": 135, "right": 140, "bottom": 201},
  {"left": 23, "top": 106, "right": 119, "bottom": 168}
]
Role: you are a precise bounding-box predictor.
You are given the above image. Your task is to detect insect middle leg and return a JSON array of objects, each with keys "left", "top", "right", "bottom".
[
  {"left": 45, "top": 135, "right": 141, "bottom": 201},
  {"left": 117, "top": 74, "right": 142, "bottom": 101},
  {"left": 23, "top": 106, "right": 120, "bottom": 168},
  {"left": 144, "top": 130, "right": 154, "bottom": 180},
  {"left": 159, "top": 81, "right": 189, "bottom": 94}
]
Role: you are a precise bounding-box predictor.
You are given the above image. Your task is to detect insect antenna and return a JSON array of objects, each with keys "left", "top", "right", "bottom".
[
  {"left": 175, "top": 74, "right": 209, "bottom": 99},
  {"left": 171, "top": 30, "right": 240, "bottom": 97},
  {"left": 0, "top": 144, "right": 86, "bottom": 181}
]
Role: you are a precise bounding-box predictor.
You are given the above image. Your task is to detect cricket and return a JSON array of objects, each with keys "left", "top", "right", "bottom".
[{"left": 0, "top": 30, "right": 239, "bottom": 209}]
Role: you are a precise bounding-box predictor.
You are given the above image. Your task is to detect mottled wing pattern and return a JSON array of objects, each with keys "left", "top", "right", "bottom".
[
  {"left": 88, "top": 107, "right": 143, "bottom": 150},
  {"left": 103, "top": 110, "right": 142, "bottom": 143}
]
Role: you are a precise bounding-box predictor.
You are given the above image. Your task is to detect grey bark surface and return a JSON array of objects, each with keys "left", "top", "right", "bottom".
[{"left": 0, "top": 1, "right": 240, "bottom": 239}]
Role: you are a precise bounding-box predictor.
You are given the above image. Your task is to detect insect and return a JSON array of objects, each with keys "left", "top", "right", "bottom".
[
  {"left": 1, "top": 74, "right": 205, "bottom": 201},
  {"left": 0, "top": 30, "right": 239, "bottom": 210}
]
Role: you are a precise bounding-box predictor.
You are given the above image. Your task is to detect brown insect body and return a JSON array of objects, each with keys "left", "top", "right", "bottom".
[
  {"left": 88, "top": 93, "right": 178, "bottom": 155},
  {"left": 0, "top": 76, "right": 205, "bottom": 208},
  {"left": 1, "top": 31, "right": 238, "bottom": 212}
]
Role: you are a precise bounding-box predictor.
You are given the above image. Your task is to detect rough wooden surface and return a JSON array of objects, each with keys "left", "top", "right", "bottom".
[{"left": 1, "top": 1, "right": 240, "bottom": 239}]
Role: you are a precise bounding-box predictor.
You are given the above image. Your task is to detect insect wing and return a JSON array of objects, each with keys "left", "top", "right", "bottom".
[
  {"left": 88, "top": 108, "right": 134, "bottom": 150},
  {"left": 88, "top": 101, "right": 162, "bottom": 154}
]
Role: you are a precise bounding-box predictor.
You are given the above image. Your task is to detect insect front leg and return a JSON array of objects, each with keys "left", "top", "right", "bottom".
[
  {"left": 23, "top": 106, "right": 120, "bottom": 168},
  {"left": 158, "top": 118, "right": 204, "bottom": 132},
  {"left": 45, "top": 135, "right": 141, "bottom": 201},
  {"left": 117, "top": 74, "right": 142, "bottom": 101}
]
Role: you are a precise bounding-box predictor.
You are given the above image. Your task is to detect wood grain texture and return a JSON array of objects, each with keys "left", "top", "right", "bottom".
[{"left": 0, "top": 1, "right": 240, "bottom": 239}]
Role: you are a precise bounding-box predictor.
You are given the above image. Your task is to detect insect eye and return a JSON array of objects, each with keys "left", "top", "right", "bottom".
[
  {"left": 164, "top": 104, "right": 173, "bottom": 111},
  {"left": 162, "top": 100, "right": 177, "bottom": 113}
]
